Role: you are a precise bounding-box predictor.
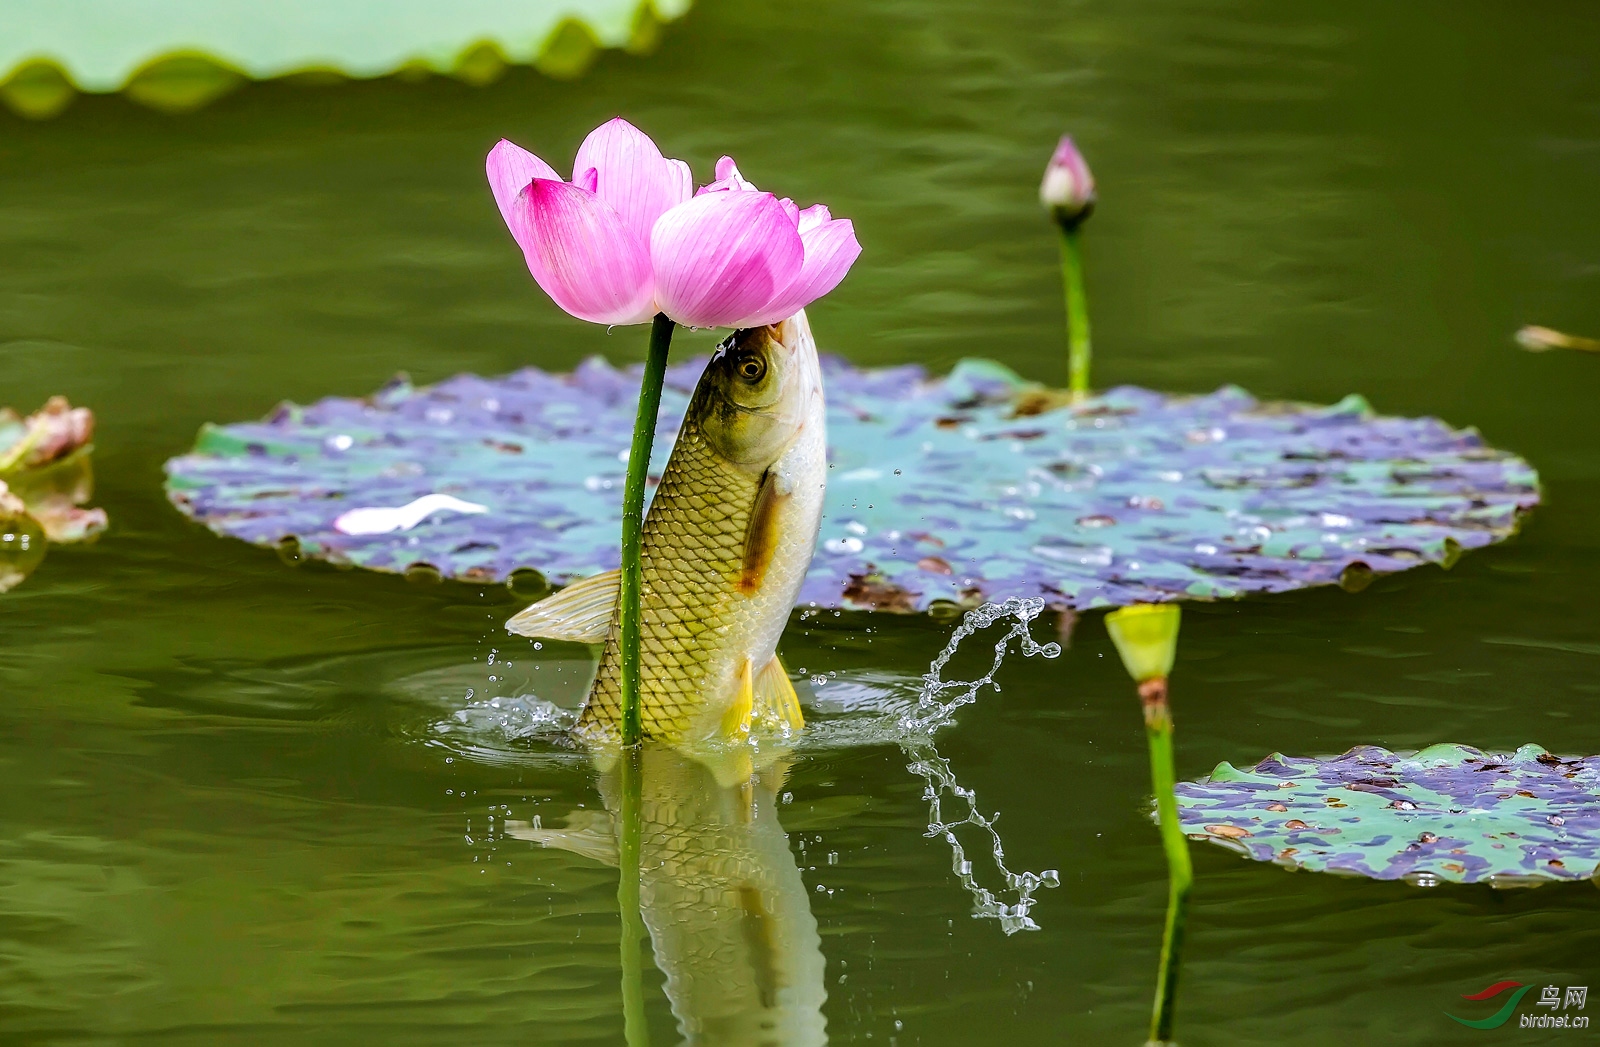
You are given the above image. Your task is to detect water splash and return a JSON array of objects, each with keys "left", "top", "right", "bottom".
[
  {"left": 901, "top": 598, "right": 1064, "bottom": 934},
  {"left": 909, "top": 746, "right": 1061, "bottom": 934},
  {"left": 422, "top": 599, "right": 1065, "bottom": 934},
  {"left": 436, "top": 692, "right": 577, "bottom": 743},
  {"left": 904, "top": 596, "right": 1061, "bottom": 733}
]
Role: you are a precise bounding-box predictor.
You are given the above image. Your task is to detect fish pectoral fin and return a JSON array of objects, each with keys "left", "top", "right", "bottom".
[
  {"left": 506, "top": 568, "right": 619, "bottom": 642},
  {"left": 739, "top": 468, "right": 789, "bottom": 595},
  {"left": 736, "top": 885, "right": 781, "bottom": 1009},
  {"left": 753, "top": 655, "right": 805, "bottom": 730},
  {"left": 720, "top": 658, "right": 756, "bottom": 738},
  {"left": 503, "top": 810, "right": 618, "bottom": 867}
]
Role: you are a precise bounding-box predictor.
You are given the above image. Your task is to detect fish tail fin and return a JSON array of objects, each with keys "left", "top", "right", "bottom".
[
  {"left": 699, "top": 746, "right": 757, "bottom": 790},
  {"left": 720, "top": 657, "right": 756, "bottom": 738},
  {"left": 753, "top": 654, "right": 804, "bottom": 730},
  {"left": 506, "top": 568, "right": 619, "bottom": 642}
]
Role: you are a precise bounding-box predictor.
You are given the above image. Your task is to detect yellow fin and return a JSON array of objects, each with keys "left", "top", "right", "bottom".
[
  {"left": 720, "top": 658, "right": 755, "bottom": 738},
  {"left": 737, "top": 885, "right": 780, "bottom": 1009},
  {"left": 753, "top": 655, "right": 804, "bottom": 730},
  {"left": 693, "top": 746, "right": 756, "bottom": 790},
  {"left": 739, "top": 468, "right": 788, "bottom": 595},
  {"left": 506, "top": 568, "right": 618, "bottom": 642}
]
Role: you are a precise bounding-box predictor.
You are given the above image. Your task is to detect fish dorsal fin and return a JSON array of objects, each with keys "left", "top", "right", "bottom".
[
  {"left": 753, "top": 655, "right": 805, "bottom": 730},
  {"left": 739, "top": 468, "right": 789, "bottom": 595},
  {"left": 503, "top": 810, "right": 618, "bottom": 867},
  {"left": 505, "top": 568, "right": 619, "bottom": 642}
]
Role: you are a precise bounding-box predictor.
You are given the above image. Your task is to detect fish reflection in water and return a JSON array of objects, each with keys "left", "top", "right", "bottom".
[{"left": 508, "top": 744, "right": 827, "bottom": 1046}]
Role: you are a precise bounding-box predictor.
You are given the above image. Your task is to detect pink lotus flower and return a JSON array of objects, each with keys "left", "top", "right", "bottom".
[{"left": 487, "top": 118, "right": 861, "bottom": 329}]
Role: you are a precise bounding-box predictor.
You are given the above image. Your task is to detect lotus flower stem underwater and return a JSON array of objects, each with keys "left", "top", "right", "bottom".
[
  {"left": 1104, "top": 602, "right": 1189, "bottom": 1047},
  {"left": 1040, "top": 136, "right": 1096, "bottom": 401},
  {"left": 617, "top": 749, "right": 650, "bottom": 1046},
  {"left": 487, "top": 118, "right": 860, "bottom": 744}
]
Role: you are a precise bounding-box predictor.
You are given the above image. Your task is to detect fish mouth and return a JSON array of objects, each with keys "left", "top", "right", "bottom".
[
  {"left": 767, "top": 309, "right": 824, "bottom": 403},
  {"left": 718, "top": 310, "right": 822, "bottom": 422},
  {"left": 696, "top": 308, "right": 825, "bottom": 469}
]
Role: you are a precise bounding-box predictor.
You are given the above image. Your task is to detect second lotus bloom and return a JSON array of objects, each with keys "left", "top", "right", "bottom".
[{"left": 487, "top": 118, "right": 861, "bottom": 328}]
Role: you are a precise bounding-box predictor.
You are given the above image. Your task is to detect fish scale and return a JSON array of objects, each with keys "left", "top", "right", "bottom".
[
  {"left": 508, "top": 746, "right": 827, "bottom": 1043},
  {"left": 579, "top": 422, "right": 759, "bottom": 739},
  {"left": 621, "top": 748, "right": 826, "bottom": 1042},
  {"left": 574, "top": 313, "right": 826, "bottom": 744}
]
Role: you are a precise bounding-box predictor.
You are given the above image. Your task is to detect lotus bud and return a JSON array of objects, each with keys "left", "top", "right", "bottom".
[
  {"left": 1105, "top": 603, "right": 1180, "bottom": 682},
  {"left": 1039, "top": 136, "right": 1096, "bottom": 229},
  {"left": 1105, "top": 603, "right": 1180, "bottom": 719}
]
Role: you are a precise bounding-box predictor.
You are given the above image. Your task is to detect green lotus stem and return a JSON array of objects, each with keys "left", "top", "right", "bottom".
[
  {"left": 1142, "top": 678, "right": 1191, "bottom": 1047},
  {"left": 617, "top": 747, "right": 651, "bottom": 1046},
  {"left": 1057, "top": 225, "right": 1091, "bottom": 401},
  {"left": 619, "top": 314, "right": 675, "bottom": 747},
  {"left": 1103, "top": 603, "right": 1186, "bottom": 1046}
]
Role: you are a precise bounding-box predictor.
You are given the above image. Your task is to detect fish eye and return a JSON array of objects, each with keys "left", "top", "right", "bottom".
[{"left": 736, "top": 355, "right": 766, "bottom": 382}]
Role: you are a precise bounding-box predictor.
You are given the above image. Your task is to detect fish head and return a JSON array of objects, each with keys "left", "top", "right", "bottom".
[{"left": 697, "top": 310, "right": 822, "bottom": 470}]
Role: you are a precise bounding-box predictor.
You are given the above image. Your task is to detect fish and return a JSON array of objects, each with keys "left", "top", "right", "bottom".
[
  {"left": 506, "top": 744, "right": 828, "bottom": 1045},
  {"left": 507, "top": 309, "right": 827, "bottom": 746}
]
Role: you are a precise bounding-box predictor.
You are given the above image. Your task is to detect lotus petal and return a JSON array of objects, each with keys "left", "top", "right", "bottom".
[
  {"left": 516, "top": 179, "right": 656, "bottom": 326},
  {"left": 697, "top": 155, "right": 757, "bottom": 195},
  {"left": 573, "top": 117, "right": 692, "bottom": 249},
  {"left": 744, "top": 212, "right": 861, "bottom": 327},
  {"left": 651, "top": 190, "right": 804, "bottom": 328},
  {"left": 486, "top": 139, "right": 560, "bottom": 238}
]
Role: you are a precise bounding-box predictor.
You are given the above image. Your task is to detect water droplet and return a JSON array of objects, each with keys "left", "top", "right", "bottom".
[
  {"left": 404, "top": 562, "right": 443, "bottom": 584},
  {"left": 1339, "top": 561, "right": 1376, "bottom": 593}
]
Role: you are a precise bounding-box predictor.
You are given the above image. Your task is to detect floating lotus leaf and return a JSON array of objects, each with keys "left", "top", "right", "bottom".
[
  {"left": 164, "top": 355, "right": 1538, "bottom": 611},
  {"left": 1, "top": 0, "right": 687, "bottom": 118},
  {"left": 1175, "top": 744, "right": 1600, "bottom": 887}
]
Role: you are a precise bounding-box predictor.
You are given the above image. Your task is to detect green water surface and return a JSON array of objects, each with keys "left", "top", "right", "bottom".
[{"left": 2, "top": 0, "right": 1599, "bottom": 1043}]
